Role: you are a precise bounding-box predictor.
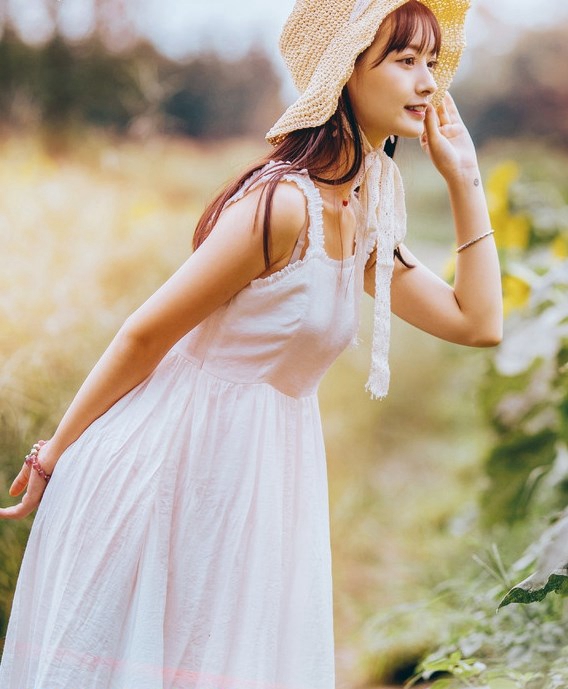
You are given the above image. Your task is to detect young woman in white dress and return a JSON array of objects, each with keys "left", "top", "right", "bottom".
[{"left": 0, "top": 1, "right": 502, "bottom": 687}]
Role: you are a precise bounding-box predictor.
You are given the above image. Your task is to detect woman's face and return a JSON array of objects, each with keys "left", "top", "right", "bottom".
[{"left": 346, "top": 15, "right": 439, "bottom": 148}]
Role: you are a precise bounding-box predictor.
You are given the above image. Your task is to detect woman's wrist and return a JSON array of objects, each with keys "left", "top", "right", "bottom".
[
  {"left": 444, "top": 164, "right": 494, "bottom": 248},
  {"left": 37, "top": 438, "right": 62, "bottom": 474},
  {"left": 444, "top": 164, "right": 482, "bottom": 189}
]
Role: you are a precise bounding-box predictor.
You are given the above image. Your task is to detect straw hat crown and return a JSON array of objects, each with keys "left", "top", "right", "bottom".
[{"left": 267, "top": 0, "right": 471, "bottom": 144}]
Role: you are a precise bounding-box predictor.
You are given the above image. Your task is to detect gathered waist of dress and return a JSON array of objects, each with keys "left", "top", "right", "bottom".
[{"left": 165, "top": 347, "right": 321, "bottom": 401}]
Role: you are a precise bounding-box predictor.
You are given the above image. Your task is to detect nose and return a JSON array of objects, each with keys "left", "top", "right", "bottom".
[{"left": 417, "top": 65, "right": 438, "bottom": 99}]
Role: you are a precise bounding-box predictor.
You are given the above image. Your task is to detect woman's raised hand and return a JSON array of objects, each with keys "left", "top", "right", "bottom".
[
  {"left": 420, "top": 92, "right": 479, "bottom": 179},
  {"left": 0, "top": 442, "right": 54, "bottom": 520}
]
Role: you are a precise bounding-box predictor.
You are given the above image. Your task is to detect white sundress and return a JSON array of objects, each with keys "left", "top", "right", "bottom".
[{"left": 0, "top": 163, "right": 369, "bottom": 689}]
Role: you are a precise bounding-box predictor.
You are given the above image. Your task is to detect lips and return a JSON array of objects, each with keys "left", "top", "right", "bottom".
[
  {"left": 404, "top": 104, "right": 427, "bottom": 121},
  {"left": 405, "top": 104, "right": 427, "bottom": 113}
]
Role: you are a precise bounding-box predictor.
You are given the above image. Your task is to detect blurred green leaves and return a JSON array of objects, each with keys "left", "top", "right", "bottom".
[
  {"left": 481, "top": 429, "right": 558, "bottom": 525},
  {"left": 477, "top": 164, "right": 568, "bottom": 530},
  {"left": 410, "top": 163, "right": 568, "bottom": 688},
  {"left": 498, "top": 507, "right": 568, "bottom": 609},
  {"left": 0, "top": 31, "right": 144, "bottom": 129},
  {"left": 0, "top": 27, "right": 283, "bottom": 147}
]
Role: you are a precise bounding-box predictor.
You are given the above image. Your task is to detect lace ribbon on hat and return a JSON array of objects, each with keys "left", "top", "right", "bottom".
[{"left": 350, "top": 131, "right": 407, "bottom": 399}]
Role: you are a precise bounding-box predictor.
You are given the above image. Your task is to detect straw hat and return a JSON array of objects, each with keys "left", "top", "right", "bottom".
[{"left": 266, "top": 0, "right": 470, "bottom": 144}]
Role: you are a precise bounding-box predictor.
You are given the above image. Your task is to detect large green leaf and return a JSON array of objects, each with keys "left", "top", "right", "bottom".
[{"left": 499, "top": 508, "right": 568, "bottom": 608}]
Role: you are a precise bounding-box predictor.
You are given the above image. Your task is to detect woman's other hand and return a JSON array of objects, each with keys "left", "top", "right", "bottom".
[
  {"left": 0, "top": 441, "right": 56, "bottom": 519},
  {"left": 420, "top": 92, "right": 478, "bottom": 179}
]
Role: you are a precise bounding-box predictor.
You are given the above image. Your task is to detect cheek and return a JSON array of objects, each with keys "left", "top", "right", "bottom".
[
  {"left": 346, "top": 69, "right": 364, "bottom": 105},
  {"left": 346, "top": 81, "right": 367, "bottom": 122},
  {"left": 350, "top": 73, "right": 376, "bottom": 105}
]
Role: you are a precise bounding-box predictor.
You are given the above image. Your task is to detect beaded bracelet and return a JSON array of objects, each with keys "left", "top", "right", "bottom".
[
  {"left": 456, "top": 230, "right": 495, "bottom": 254},
  {"left": 24, "top": 440, "right": 52, "bottom": 483}
]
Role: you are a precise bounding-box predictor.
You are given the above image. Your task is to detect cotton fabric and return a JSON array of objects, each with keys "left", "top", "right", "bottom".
[{"left": 0, "top": 164, "right": 372, "bottom": 689}]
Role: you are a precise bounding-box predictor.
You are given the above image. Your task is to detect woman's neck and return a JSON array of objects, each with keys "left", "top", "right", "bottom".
[{"left": 314, "top": 129, "right": 384, "bottom": 202}]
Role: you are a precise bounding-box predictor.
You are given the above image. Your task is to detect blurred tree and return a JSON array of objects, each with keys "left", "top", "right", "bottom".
[
  {"left": 6, "top": 0, "right": 138, "bottom": 51},
  {"left": 0, "top": 25, "right": 147, "bottom": 154},
  {"left": 0, "top": 26, "right": 283, "bottom": 149},
  {"left": 162, "top": 49, "right": 283, "bottom": 139},
  {"left": 1, "top": 1, "right": 566, "bottom": 149},
  {"left": 454, "top": 24, "right": 568, "bottom": 147},
  {"left": 91, "top": 0, "right": 139, "bottom": 52}
]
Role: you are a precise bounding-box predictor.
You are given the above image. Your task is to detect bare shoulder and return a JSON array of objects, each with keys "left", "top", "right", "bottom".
[
  {"left": 221, "top": 176, "right": 309, "bottom": 263},
  {"left": 264, "top": 179, "right": 310, "bottom": 264},
  {"left": 270, "top": 178, "right": 310, "bottom": 244}
]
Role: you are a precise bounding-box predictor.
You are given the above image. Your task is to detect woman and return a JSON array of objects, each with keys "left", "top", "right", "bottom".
[{"left": 0, "top": 0, "right": 502, "bottom": 687}]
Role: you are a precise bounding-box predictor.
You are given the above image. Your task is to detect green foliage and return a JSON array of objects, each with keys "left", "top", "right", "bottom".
[
  {"left": 415, "top": 662, "right": 542, "bottom": 689},
  {"left": 481, "top": 429, "right": 557, "bottom": 525},
  {"left": 162, "top": 50, "right": 282, "bottom": 138},
  {"left": 358, "top": 597, "right": 464, "bottom": 686},
  {"left": 500, "top": 574, "right": 568, "bottom": 607},
  {"left": 0, "top": 29, "right": 145, "bottom": 129},
  {"left": 0, "top": 27, "right": 283, "bottom": 143},
  {"left": 408, "top": 544, "right": 568, "bottom": 689},
  {"left": 409, "top": 651, "right": 488, "bottom": 686},
  {"left": 478, "top": 165, "right": 568, "bottom": 528},
  {"left": 411, "top": 163, "right": 568, "bottom": 688},
  {"left": 336, "top": 152, "right": 568, "bottom": 685},
  {"left": 499, "top": 507, "right": 568, "bottom": 609}
]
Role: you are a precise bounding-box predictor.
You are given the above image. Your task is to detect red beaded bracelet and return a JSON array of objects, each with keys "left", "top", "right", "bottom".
[{"left": 24, "top": 440, "right": 52, "bottom": 483}]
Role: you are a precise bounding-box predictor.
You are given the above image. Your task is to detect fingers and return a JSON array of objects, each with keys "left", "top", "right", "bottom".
[
  {"left": 0, "top": 492, "right": 44, "bottom": 519},
  {"left": 9, "top": 464, "right": 30, "bottom": 497},
  {"left": 442, "top": 92, "right": 463, "bottom": 122},
  {"left": 437, "top": 99, "right": 451, "bottom": 127},
  {"left": 423, "top": 103, "right": 442, "bottom": 143},
  {"left": 0, "top": 496, "right": 37, "bottom": 519},
  {"left": 1, "top": 470, "right": 47, "bottom": 520}
]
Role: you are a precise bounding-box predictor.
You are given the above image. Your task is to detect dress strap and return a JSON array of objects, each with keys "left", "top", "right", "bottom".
[
  {"left": 224, "top": 163, "right": 275, "bottom": 209},
  {"left": 280, "top": 171, "right": 325, "bottom": 257},
  {"left": 224, "top": 161, "right": 325, "bottom": 259}
]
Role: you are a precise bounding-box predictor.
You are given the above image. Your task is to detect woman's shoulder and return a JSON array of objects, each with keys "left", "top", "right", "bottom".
[
  {"left": 225, "top": 161, "right": 311, "bottom": 239},
  {"left": 230, "top": 160, "right": 310, "bottom": 202}
]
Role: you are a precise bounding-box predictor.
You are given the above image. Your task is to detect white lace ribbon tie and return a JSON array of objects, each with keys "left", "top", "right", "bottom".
[{"left": 357, "top": 147, "right": 407, "bottom": 399}]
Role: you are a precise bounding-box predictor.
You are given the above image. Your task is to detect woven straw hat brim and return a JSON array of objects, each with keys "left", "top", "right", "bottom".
[{"left": 266, "top": 0, "right": 471, "bottom": 145}]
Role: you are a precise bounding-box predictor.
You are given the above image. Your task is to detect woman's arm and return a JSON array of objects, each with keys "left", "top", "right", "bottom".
[
  {"left": 2, "top": 181, "right": 307, "bottom": 519},
  {"left": 365, "top": 93, "right": 503, "bottom": 346}
]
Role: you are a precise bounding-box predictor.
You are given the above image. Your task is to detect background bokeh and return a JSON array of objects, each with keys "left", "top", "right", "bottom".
[{"left": 1, "top": 2, "right": 567, "bottom": 688}]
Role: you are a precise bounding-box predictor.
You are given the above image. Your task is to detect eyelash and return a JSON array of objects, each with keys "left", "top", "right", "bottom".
[{"left": 399, "top": 56, "right": 438, "bottom": 71}]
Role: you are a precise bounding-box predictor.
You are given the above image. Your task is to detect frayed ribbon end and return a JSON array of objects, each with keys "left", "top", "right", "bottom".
[
  {"left": 349, "top": 333, "right": 362, "bottom": 349},
  {"left": 365, "top": 379, "right": 389, "bottom": 401}
]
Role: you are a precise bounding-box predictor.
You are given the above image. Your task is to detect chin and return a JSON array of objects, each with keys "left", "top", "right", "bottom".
[{"left": 393, "top": 126, "right": 424, "bottom": 140}]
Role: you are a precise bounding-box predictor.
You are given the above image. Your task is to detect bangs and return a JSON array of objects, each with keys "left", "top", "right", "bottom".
[{"left": 369, "top": 0, "right": 442, "bottom": 66}]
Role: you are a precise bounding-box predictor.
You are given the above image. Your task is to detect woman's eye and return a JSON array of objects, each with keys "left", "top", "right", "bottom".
[
  {"left": 401, "top": 57, "right": 415, "bottom": 66},
  {"left": 428, "top": 60, "right": 439, "bottom": 71}
]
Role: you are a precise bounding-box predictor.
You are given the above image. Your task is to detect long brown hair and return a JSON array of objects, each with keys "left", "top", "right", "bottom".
[{"left": 192, "top": 0, "right": 442, "bottom": 270}]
